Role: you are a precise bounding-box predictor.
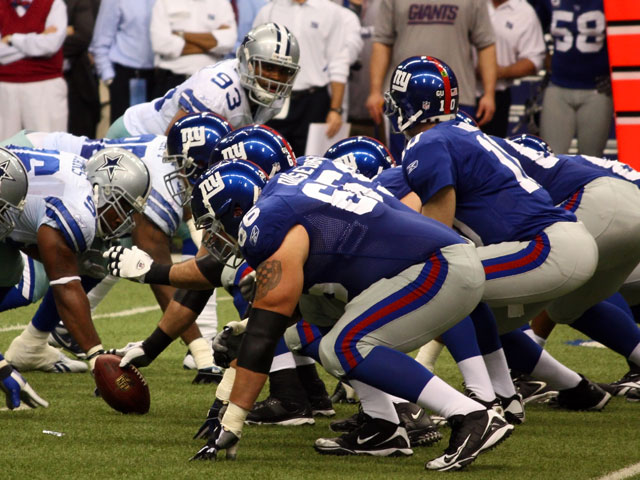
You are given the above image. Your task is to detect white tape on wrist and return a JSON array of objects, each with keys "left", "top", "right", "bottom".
[
  {"left": 188, "top": 337, "right": 214, "bottom": 369},
  {"left": 186, "top": 218, "right": 203, "bottom": 249},
  {"left": 221, "top": 401, "right": 248, "bottom": 438},
  {"left": 216, "top": 366, "right": 236, "bottom": 402},
  {"left": 87, "top": 344, "right": 104, "bottom": 371},
  {"left": 49, "top": 276, "right": 81, "bottom": 285}
]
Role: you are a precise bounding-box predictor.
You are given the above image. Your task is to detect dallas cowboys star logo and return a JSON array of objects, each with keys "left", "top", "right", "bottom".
[
  {"left": 96, "top": 153, "right": 126, "bottom": 181},
  {"left": 0, "top": 159, "right": 16, "bottom": 186}
]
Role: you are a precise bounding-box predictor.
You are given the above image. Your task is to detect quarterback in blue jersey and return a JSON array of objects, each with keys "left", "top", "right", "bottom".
[
  {"left": 535, "top": 0, "right": 612, "bottom": 156},
  {"left": 384, "top": 56, "right": 610, "bottom": 411},
  {"left": 183, "top": 158, "right": 512, "bottom": 471},
  {"left": 0, "top": 146, "right": 150, "bottom": 373}
]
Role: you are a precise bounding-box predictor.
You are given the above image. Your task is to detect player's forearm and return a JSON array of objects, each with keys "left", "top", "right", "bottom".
[
  {"left": 52, "top": 282, "right": 102, "bottom": 352},
  {"left": 369, "top": 42, "right": 391, "bottom": 94},
  {"left": 228, "top": 366, "right": 268, "bottom": 411},
  {"left": 477, "top": 44, "right": 498, "bottom": 95},
  {"left": 498, "top": 58, "right": 536, "bottom": 80}
]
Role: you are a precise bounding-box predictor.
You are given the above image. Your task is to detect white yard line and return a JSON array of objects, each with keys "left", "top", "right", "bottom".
[
  {"left": 0, "top": 297, "right": 231, "bottom": 333},
  {"left": 597, "top": 462, "right": 640, "bottom": 480}
]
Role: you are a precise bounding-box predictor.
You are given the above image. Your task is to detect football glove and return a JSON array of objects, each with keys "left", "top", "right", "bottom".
[
  {"left": 190, "top": 420, "right": 239, "bottom": 461},
  {"left": 212, "top": 322, "right": 247, "bottom": 369},
  {"left": 193, "top": 398, "right": 226, "bottom": 439},
  {"left": 106, "top": 341, "right": 152, "bottom": 368},
  {"left": 103, "top": 246, "right": 153, "bottom": 282},
  {"left": 0, "top": 364, "right": 49, "bottom": 409}
]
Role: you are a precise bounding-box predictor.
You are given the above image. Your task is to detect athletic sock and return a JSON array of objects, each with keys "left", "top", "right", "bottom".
[{"left": 349, "top": 380, "right": 400, "bottom": 423}]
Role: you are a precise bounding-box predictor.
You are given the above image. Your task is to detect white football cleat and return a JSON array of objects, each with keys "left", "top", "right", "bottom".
[{"left": 6, "top": 334, "right": 87, "bottom": 373}]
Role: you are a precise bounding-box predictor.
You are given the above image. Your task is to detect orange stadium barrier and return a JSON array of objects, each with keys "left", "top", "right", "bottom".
[{"left": 604, "top": 0, "right": 640, "bottom": 167}]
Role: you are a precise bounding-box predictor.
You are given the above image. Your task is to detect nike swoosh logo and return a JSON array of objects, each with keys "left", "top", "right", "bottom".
[
  {"left": 356, "top": 433, "right": 379, "bottom": 445},
  {"left": 411, "top": 411, "right": 422, "bottom": 420},
  {"left": 442, "top": 434, "right": 471, "bottom": 463}
]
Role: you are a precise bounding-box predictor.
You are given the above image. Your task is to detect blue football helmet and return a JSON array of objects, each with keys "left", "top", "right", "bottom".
[
  {"left": 324, "top": 136, "right": 396, "bottom": 179},
  {"left": 164, "top": 112, "right": 233, "bottom": 205},
  {"left": 456, "top": 110, "right": 479, "bottom": 128},
  {"left": 209, "top": 124, "right": 295, "bottom": 179},
  {"left": 508, "top": 134, "right": 553, "bottom": 157},
  {"left": 384, "top": 56, "right": 459, "bottom": 134},
  {"left": 191, "top": 160, "right": 268, "bottom": 266}
]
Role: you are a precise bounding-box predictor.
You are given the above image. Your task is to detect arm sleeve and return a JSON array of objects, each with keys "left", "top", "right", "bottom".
[
  {"left": 63, "top": 0, "right": 95, "bottom": 58},
  {"left": 403, "top": 139, "right": 456, "bottom": 205},
  {"left": 89, "top": 0, "right": 118, "bottom": 81},
  {"left": 150, "top": 0, "right": 185, "bottom": 60},
  {"left": 11, "top": 0, "right": 68, "bottom": 57},
  {"left": 372, "top": 0, "right": 395, "bottom": 45},
  {"left": 515, "top": 9, "right": 546, "bottom": 71},
  {"left": 341, "top": 8, "right": 363, "bottom": 66},
  {"left": 326, "top": 6, "right": 351, "bottom": 83},
  {"left": 469, "top": 0, "right": 495, "bottom": 50},
  {"left": 0, "top": 42, "right": 24, "bottom": 65},
  {"left": 210, "top": 1, "right": 237, "bottom": 55}
]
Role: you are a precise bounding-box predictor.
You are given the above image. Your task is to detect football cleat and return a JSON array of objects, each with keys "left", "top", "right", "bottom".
[
  {"left": 512, "top": 373, "right": 558, "bottom": 404},
  {"left": 551, "top": 375, "right": 611, "bottom": 411},
  {"left": 314, "top": 417, "right": 413, "bottom": 457},
  {"left": 182, "top": 350, "right": 196, "bottom": 370},
  {"left": 498, "top": 393, "right": 525, "bottom": 425},
  {"left": 48, "top": 323, "right": 86, "bottom": 359},
  {"left": 329, "top": 404, "right": 368, "bottom": 433},
  {"left": 7, "top": 334, "right": 87, "bottom": 373},
  {"left": 600, "top": 370, "right": 640, "bottom": 397},
  {"left": 394, "top": 402, "right": 442, "bottom": 447},
  {"left": 425, "top": 409, "right": 514, "bottom": 472},
  {"left": 245, "top": 396, "right": 315, "bottom": 426},
  {"left": 309, "top": 394, "right": 335, "bottom": 417},
  {"left": 330, "top": 381, "right": 358, "bottom": 404}
]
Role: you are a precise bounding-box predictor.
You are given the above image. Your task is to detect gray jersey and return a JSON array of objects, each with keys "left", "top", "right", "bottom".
[{"left": 373, "top": 0, "right": 495, "bottom": 106}]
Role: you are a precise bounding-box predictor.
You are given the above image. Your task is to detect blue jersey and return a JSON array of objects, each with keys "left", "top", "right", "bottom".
[
  {"left": 566, "top": 154, "right": 640, "bottom": 188},
  {"left": 401, "top": 120, "right": 575, "bottom": 245},
  {"left": 238, "top": 158, "right": 465, "bottom": 298},
  {"left": 494, "top": 137, "right": 616, "bottom": 205},
  {"left": 374, "top": 167, "right": 412, "bottom": 199},
  {"left": 536, "top": 0, "right": 609, "bottom": 89}
]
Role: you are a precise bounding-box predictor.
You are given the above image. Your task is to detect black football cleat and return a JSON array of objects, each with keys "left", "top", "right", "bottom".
[
  {"left": 552, "top": 375, "right": 611, "bottom": 411},
  {"left": 245, "top": 397, "right": 314, "bottom": 426},
  {"left": 425, "top": 409, "right": 513, "bottom": 472},
  {"left": 512, "top": 373, "right": 558, "bottom": 404},
  {"left": 394, "top": 402, "right": 442, "bottom": 447}
]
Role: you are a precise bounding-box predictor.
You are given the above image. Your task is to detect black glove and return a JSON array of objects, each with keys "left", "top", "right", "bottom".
[
  {"left": 193, "top": 398, "right": 226, "bottom": 439},
  {"left": 190, "top": 419, "right": 239, "bottom": 461},
  {"left": 212, "top": 327, "right": 244, "bottom": 369},
  {"left": 192, "top": 366, "right": 224, "bottom": 385}
]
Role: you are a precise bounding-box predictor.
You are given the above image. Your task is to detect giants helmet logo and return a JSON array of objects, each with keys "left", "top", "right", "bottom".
[
  {"left": 198, "top": 171, "right": 226, "bottom": 215},
  {"left": 221, "top": 142, "right": 248, "bottom": 161},
  {"left": 181, "top": 126, "right": 206, "bottom": 151},
  {"left": 392, "top": 70, "right": 412, "bottom": 92}
]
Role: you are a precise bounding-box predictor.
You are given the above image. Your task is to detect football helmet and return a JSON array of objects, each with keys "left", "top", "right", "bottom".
[
  {"left": 164, "top": 112, "right": 233, "bottom": 205},
  {"left": 191, "top": 160, "right": 268, "bottom": 266},
  {"left": 209, "top": 124, "right": 295, "bottom": 178},
  {"left": 86, "top": 148, "right": 151, "bottom": 240},
  {"left": 456, "top": 110, "right": 479, "bottom": 128},
  {"left": 384, "top": 56, "right": 459, "bottom": 133},
  {"left": 508, "top": 134, "right": 553, "bottom": 157},
  {"left": 0, "top": 147, "right": 28, "bottom": 241},
  {"left": 324, "top": 136, "right": 396, "bottom": 179},
  {"left": 237, "top": 23, "right": 300, "bottom": 108}
]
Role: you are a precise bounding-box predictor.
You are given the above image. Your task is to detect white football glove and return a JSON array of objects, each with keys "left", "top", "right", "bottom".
[
  {"left": 105, "top": 341, "right": 152, "bottom": 368},
  {"left": 103, "top": 246, "right": 153, "bottom": 282}
]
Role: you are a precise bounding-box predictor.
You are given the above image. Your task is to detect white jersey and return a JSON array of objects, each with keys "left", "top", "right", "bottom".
[
  {"left": 6, "top": 146, "right": 96, "bottom": 252},
  {"left": 123, "top": 59, "right": 282, "bottom": 135},
  {"left": 31, "top": 132, "right": 183, "bottom": 237}
]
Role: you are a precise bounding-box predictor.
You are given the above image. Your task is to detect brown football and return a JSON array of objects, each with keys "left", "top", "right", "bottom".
[{"left": 94, "top": 354, "right": 150, "bottom": 414}]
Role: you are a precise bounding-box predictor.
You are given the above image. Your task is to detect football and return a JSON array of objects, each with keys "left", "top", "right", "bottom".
[{"left": 93, "top": 354, "right": 150, "bottom": 414}]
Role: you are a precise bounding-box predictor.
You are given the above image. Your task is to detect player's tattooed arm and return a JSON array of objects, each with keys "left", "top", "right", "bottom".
[{"left": 254, "top": 260, "right": 282, "bottom": 303}]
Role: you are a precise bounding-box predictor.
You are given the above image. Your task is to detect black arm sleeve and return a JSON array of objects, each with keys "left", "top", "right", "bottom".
[
  {"left": 195, "top": 254, "right": 224, "bottom": 287},
  {"left": 173, "top": 288, "right": 215, "bottom": 314},
  {"left": 236, "top": 308, "right": 291, "bottom": 374}
]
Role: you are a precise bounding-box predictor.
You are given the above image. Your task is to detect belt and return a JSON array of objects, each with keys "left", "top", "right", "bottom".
[{"left": 290, "top": 86, "right": 326, "bottom": 99}]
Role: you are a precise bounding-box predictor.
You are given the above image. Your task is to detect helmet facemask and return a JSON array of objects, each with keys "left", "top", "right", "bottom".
[
  {"left": 94, "top": 184, "right": 145, "bottom": 240},
  {"left": 0, "top": 196, "right": 25, "bottom": 241},
  {"left": 195, "top": 204, "right": 243, "bottom": 268},
  {"left": 241, "top": 55, "right": 299, "bottom": 108}
]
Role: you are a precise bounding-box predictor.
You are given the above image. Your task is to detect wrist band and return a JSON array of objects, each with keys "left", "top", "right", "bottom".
[
  {"left": 215, "top": 366, "right": 236, "bottom": 402},
  {"left": 221, "top": 401, "right": 248, "bottom": 438},
  {"left": 142, "top": 327, "right": 174, "bottom": 359},
  {"left": 144, "top": 263, "right": 171, "bottom": 285}
]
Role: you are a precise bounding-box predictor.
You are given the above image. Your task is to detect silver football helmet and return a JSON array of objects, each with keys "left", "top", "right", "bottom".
[
  {"left": 237, "top": 22, "right": 300, "bottom": 108},
  {"left": 0, "top": 147, "right": 28, "bottom": 241},
  {"left": 85, "top": 148, "right": 151, "bottom": 240}
]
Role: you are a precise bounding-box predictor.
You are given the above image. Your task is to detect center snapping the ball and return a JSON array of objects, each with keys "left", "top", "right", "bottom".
[{"left": 94, "top": 354, "right": 150, "bottom": 414}]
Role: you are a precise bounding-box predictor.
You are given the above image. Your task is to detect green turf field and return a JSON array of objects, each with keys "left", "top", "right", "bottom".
[{"left": 1, "top": 281, "right": 639, "bottom": 480}]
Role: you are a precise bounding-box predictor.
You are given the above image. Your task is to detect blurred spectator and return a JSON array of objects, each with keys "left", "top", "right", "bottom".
[
  {"left": 235, "top": 0, "right": 267, "bottom": 51},
  {"left": 0, "top": 0, "right": 68, "bottom": 138},
  {"left": 150, "top": 0, "right": 237, "bottom": 98},
  {"left": 253, "top": 0, "right": 358, "bottom": 156},
  {"left": 90, "top": 0, "right": 155, "bottom": 125},
  {"left": 481, "top": 0, "right": 545, "bottom": 137},
  {"left": 63, "top": 0, "right": 100, "bottom": 137},
  {"left": 366, "top": 0, "right": 497, "bottom": 161},
  {"left": 536, "top": 0, "right": 612, "bottom": 156}
]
